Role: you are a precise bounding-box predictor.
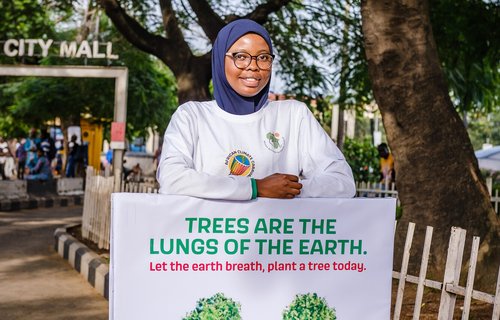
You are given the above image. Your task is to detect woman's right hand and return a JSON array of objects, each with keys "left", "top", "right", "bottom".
[{"left": 256, "top": 173, "right": 302, "bottom": 199}]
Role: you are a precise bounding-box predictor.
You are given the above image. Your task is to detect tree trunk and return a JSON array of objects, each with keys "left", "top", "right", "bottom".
[
  {"left": 170, "top": 55, "right": 212, "bottom": 104},
  {"left": 361, "top": 1, "right": 499, "bottom": 289},
  {"left": 336, "top": 105, "right": 345, "bottom": 150},
  {"left": 76, "top": 0, "right": 96, "bottom": 44},
  {"left": 335, "top": 2, "right": 351, "bottom": 151}
]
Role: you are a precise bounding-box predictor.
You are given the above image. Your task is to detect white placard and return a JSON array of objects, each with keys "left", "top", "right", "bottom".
[{"left": 111, "top": 194, "right": 396, "bottom": 320}]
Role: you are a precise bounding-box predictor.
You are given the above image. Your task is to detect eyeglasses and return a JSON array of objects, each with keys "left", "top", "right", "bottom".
[{"left": 225, "top": 52, "right": 275, "bottom": 70}]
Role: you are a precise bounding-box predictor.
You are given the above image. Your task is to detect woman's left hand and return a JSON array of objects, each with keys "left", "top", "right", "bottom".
[{"left": 256, "top": 173, "right": 302, "bottom": 199}]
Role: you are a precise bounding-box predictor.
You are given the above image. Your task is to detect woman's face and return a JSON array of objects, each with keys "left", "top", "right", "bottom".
[{"left": 225, "top": 33, "right": 272, "bottom": 97}]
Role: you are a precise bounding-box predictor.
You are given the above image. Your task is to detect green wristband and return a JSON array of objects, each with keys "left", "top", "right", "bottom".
[{"left": 251, "top": 178, "right": 258, "bottom": 199}]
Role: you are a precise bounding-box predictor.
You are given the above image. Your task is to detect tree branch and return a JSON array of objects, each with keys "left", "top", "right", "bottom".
[
  {"left": 100, "top": 0, "right": 195, "bottom": 75},
  {"left": 187, "top": 0, "right": 226, "bottom": 42},
  {"left": 98, "top": 0, "right": 168, "bottom": 58},
  {"left": 158, "top": 0, "right": 191, "bottom": 55},
  {"left": 241, "top": 0, "right": 293, "bottom": 24}
]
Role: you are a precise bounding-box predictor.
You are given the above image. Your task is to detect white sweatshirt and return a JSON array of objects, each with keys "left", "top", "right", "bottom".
[{"left": 157, "top": 99, "right": 356, "bottom": 200}]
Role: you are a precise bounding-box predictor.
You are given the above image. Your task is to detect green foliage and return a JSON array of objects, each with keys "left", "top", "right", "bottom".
[
  {"left": 396, "top": 206, "right": 403, "bottom": 220},
  {"left": 353, "top": 112, "right": 374, "bottom": 140},
  {"left": 467, "top": 110, "right": 500, "bottom": 150},
  {"left": 0, "top": 112, "right": 31, "bottom": 139},
  {"left": 282, "top": 293, "right": 336, "bottom": 320},
  {"left": 264, "top": 1, "right": 372, "bottom": 114},
  {"left": 270, "top": 0, "right": 498, "bottom": 117},
  {"left": 342, "top": 138, "right": 380, "bottom": 183},
  {"left": 0, "top": 0, "right": 75, "bottom": 65},
  {"left": 0, "top": 0, "right": 55, "bottom": 40},
  {"left": 266, "top": 2, "right": 348, "bottom": 99},
  {"left": 296, "top": 95, "right": 333, "bottom": 134},
  {"left": 333, "top": 3, "right": 373, "bottom": 110},
  {"left": 0, "top": 12, "right": 177, "bottom": 139},
  {"left": 430, "top": 0, "right": 499, "bottom": 113},
  {"left": 183, "top": 293, "right": 241, "bottom": 320}
]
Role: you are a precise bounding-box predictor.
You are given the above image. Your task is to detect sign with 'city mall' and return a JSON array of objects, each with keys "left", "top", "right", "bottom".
[{"left": 2, "top": 39, "right": 119, "bottom": 59}]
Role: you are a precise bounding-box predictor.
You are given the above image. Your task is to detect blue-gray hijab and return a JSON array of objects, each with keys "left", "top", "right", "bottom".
[{"left": 212, "top": 19, "right": 273, "bottom": 115}]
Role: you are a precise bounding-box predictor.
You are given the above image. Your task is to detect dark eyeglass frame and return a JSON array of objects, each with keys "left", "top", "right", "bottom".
[{"left": 225, "top": 52, "right": 275, "bottom": 70}]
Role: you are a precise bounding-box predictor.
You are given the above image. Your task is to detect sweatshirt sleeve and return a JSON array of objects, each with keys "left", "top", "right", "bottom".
[
  {"left": 157, "top": 105, "right": 252, "bottom": 200},
  {"left": 297, "top": 104, "right": 356, "bottom": 198}
]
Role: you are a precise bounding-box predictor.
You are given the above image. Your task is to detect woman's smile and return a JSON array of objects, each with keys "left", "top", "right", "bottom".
[{"left": 239, "top": 75, "right": 261, "bottom": 87}]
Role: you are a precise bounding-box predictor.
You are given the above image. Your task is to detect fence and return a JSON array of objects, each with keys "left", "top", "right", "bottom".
[
  {"left": 81, "top": 167, "right": 114, "bottom": 249},
  {"left": 356, "top": 181, "right": 500, "bottom": 318},
  {"left": 392, "top": 222, "right": 500, "bottom": 319},
  {"left": 356, "top": 181, "right": 500, "bottom": 215},
  {"left": 492, "top": 189, "right": 500, "bottom": 215},
  {"left": 81, "top": 167, "right": 158, "bottom": 249},
  {"left": 121, "top": 179, "right": 159, "bottom": 193},
  {"left": 356, "top": 181, "right": 399, "bottom": 200}
]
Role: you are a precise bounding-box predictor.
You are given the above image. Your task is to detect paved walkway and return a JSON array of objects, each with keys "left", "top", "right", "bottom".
[{"left": 0, "top": 206, "right": 108, "bottom": 320}]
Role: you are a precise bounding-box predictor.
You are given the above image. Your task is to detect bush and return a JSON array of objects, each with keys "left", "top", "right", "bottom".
[
  {"left": 183, "top": 293, "right": 241, "bottom": 320},
  {"left": 342, "top": 138, "right": 380, "bottom": 183},
  {"left": 282, "top": 293, "right": 336, "bottom": 320}
]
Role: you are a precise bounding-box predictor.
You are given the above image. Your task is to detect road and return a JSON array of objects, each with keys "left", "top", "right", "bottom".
[{"left": 0, "top": 205, "right": 108, "bottom": 320}]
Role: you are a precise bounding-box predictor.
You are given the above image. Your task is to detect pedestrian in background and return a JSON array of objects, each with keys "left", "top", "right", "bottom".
[
  {"left": 16, "top": 138, "right": 27, "bottom": 179},
  {"left": 377, "top": 142, "right": 395, "bottom": 185},
  {"left": 0, "top": 136, "right": 11, "bottom": 180},
  {"left": 66, "top": 134, "right": 79, "bottom": 178},
  {"left": 24, "top": 128, "right": 40, "bottom": 170},
  {"left": 40, "top": 129, "right": 56, "bottom": 164}
]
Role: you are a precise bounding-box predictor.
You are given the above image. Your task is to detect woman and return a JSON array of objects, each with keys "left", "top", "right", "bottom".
[{"left": 157, "top": 19, "right": 355, "bottom": 200}]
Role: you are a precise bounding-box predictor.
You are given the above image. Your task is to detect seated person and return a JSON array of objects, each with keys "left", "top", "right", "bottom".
[{"left": 25, "top": 148, "right": 53, "bottom": 181}]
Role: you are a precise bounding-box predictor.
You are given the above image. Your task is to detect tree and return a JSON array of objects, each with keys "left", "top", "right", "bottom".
[
  {"left": 361, "top": 1, "right": 499, "bottom": 288},
  {"left": 429, "top": 0, "right": 499, "bottom": 125},
  {"left": 1, "top": 14, "right": 177, "bottom": 140},
  {"left": 0, "top": 0, "right": 74, "bottom": 65},
  {"left": 327, "top": 0, "right": 499, "bottom": 145},
  {"left": 99, "top": 0, "right": 279, "bottom": 103},
  {"left": 282, "top": 293, "right": 336, "bottom": 320},
  {"left": 0, "top": 1, "right": 62, "bottom": 138},
  {"left": 184, "top": 293, "right": 241, "bottom": 320},
  {"left": 98, "top": 0, "right": 356, "bottom": 105}
]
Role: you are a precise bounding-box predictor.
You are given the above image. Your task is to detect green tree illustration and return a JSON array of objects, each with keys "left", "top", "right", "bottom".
[
  {"left": 183, "top": 293, "right": 241, "bottom": 320},
  {"left": 282, "top": 293, "right": 337, "bottom": 320}
]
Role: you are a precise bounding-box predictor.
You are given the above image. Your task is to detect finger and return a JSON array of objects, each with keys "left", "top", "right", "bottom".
[
  {"left": 283, "top": 174, "right": 299, "bottom": 182},
  {"left": 288, "top": 188, "right": 301, "bottom": 195},
  {"left": 288, "top": 182, "right": 302, "bottom": 190}
]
